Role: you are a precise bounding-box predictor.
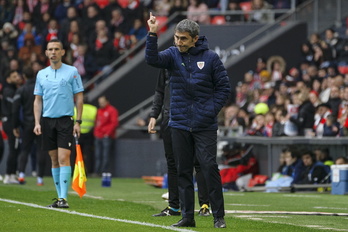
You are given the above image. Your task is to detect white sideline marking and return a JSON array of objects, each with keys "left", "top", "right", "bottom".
[{"left": 0, "top": 198, "right": 196, "bottom": 232}]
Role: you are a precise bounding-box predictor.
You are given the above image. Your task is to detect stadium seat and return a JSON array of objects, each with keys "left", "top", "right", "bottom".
[
  {"left": 211, "top": 16, "right": 226, "bottom": 25},
  {"left": 156, "top": 16, "right": 168, "bottom": 34},
  {"left": 117, "top": 0, "right": 128, "bottom": 8},
  {"left": 239, "top": 1, "right": 252, "bottom": 20}
]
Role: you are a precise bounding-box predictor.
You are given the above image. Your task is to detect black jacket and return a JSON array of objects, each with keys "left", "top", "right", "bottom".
[
  {"left": 149, "top": 69, "right": 170, "bottom": 120},
  {"left": 290, "top": 100, "right": 315, "bottom": 136},
  {"left": 12, "top": 78, "right": 36, "bottom": 129},
  {"left": 1, "top": 83, "right": 17, "bottom": 119}
]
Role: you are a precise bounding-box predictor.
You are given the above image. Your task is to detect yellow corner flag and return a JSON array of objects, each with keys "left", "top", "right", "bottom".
[{"left": 72, "top": 135, "right": 87, "bottom": 198}]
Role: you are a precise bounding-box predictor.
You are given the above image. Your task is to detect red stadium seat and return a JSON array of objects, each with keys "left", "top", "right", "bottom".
[
  {"left": 239, "top": 1, "right": 252, "bottom": 20},
  {"left": 211, "top": 16, "right": 226, "bottom": 25},
  {"left": 156, "top": 16, "right": 168, "bottom": 34},
  {"left": 117, "top": 0, "right": 128, "bottom": 8}
]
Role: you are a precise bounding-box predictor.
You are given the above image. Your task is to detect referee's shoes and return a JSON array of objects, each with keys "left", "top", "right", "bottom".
[{"left": 47, "top": 198, "right": 69, "bottom": 208}]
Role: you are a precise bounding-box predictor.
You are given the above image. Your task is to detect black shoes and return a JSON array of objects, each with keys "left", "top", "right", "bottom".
[
  {"left": 47, "top": 198, "right": 69, "bottom": 208},
  {"left": 214, "top": 217, "right": 227, "bottom": 228},
  {"left": 152, "top": 207, "right": 181, "bottom": 216},
  {"left": 57, "top": 198, "right": 69, "bottom": 208},
  {"left": 172, "top": 218, "right": 196, "bottom": 227}
]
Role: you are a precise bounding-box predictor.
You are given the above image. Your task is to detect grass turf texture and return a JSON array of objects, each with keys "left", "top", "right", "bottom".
[{"left": 1, "top": 177, "right": 348, "bottom": 231}]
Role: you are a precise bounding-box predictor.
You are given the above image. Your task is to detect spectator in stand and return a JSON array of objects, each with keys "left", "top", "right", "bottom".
[
  {"left": 60, "top": 6, "right": 83, "bottom": 45},
  {"left": 32, "top": 0, "right": 54, "bottom": 27},
  {"left": 93, "top": 95, "right": 119, "bottom": 176},
  {"left": 0, "top": 0, "right": 14, "bottom": 27},
  {"left": 268, "top": 56, "right": 286, "bottom": 83},
  {"left": 323, "top": 114, "right": 340, "bottom": 137},
  {"left": 108, "top": 8, "right": 131, "bottom": 35},
  {"left": 308, "top": 89, "right": 321, "bottom": 107},
  {"left": 247, "top": 114, "right": 268, "bottom": 136},
  {"left": 272, "top": 107, "right": 287, "bottom": 137},
  {"left": 324, "top": 28, "right": 344, "bottom": 59},
  {"left": 18, "top": 33, "right": 42, "bottom": 68},
  {"left": 253, "top": 57, "right": 267, "bottom": 82},
  {"left": 300, "top": 41, "right": 314, "bottom": 64},
  {"left": 0, "top": 46, "right": 18, "bottom": 82},
  {"left": 123, "top": 0, "right": 144, "bottom": 27},
  {"left": 88, "top": 19, "right": 111, "bottom": 49},
  {"left": 289, "top": 89, "right": 315, "bottom": 136},
  {"left": 338, "top": 85, "right": 348, "bottom": 119},
  {"left": 91, "top": 24, "right": 118, "bottom": 75},
  {"left": 0, "top": 22, "right": 19, "bottom": 48},
  {"left": 26, "top": 0, "right": 38, "bottom": 13},
  {"left": 168, "top": 0, "right": 188, "bottom": 25},
  {"left": 35, "top": 12, "right": 51, "bottom": 35},
  {"left": 64, "top": 31, "right": 82, "bottom": 64},
  {"left": 225, "top": 0, "right": 245, "bottom": 23},
  {"left": 187, "top": 0, "right": 210, "bottom": 25},
  {"left": 113, "top": 29, "right": 134, "bottom": 54},
  {"left": 250, "top": 0, "right": 274, "bottom": 23},
  {"left": 11, "top": 0, "right": 29, "bottom": 28},
  {"left": 83, "top": 4, "right": 102, "bottom": 40},
  {"left": 102, "top": 0, "right": 122, "bottom": 20},
  {"left": 327, "top": 85, "right": 341, "bottom": 117},
  {"left": 154, "top": 0, "right": 171, "bottom": 16},
  {"left": 243, "top": 70, "right": 260, "bottom": 91},
  {"left": 128, "top": 18, "right": 147, "bottom": 43},
  {"left": 313, "top": 103, "right": 331, "bottom": 137},
  {"left": 41, "top": 18, "right": 61, "bottom": 49},
  {"left": 76, "top": 0, "right": 100, "bottom": 21},
  {"left": 54, "top": 0, "right": 73, "bottom": 24},
  {"left": 309, "top": 32, "right": 321, "bottom": 49},
  {"left": 319, "top": 75, "right": 335, "bottom": 103},
  {"left": 16, "top": 10, "right": 33, "bottom": 32},
  {"left": 73, "top": 43, "right": 98, "bottom": 83},
  {"left": 264, "top": 111, "right": 275, "bottom": 137}
]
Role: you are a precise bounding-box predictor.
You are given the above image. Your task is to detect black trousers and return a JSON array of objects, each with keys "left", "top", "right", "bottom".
[
  {"left": 171, "top": 128, "right": 225, "bottom": 219},
  {"left": 3, "top": 120, "right": 19, "bottom": 175},
  {"left": 18, "top": 127, "right": 37, "bottom": 173},
  {"left": 161, "top": 117, "right": 209, "bottom": 210},
  {"left": 78, "top": 131, "right": 95, "bottom": 175}
]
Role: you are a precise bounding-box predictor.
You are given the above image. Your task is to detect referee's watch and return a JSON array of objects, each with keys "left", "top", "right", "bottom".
[{"left": 76, "top": 120, "right": 82, "bottom": 124}]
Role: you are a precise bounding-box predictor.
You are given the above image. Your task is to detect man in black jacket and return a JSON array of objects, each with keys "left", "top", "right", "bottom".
[
  {"left": 2, "top": 70, "right": 22, "bottom": 184},
  {"left": 148, "top": 69, "right": 211, "bottom": 217},
  {"left": 12, "top": 67, "right": 44, "bottom": 185}
]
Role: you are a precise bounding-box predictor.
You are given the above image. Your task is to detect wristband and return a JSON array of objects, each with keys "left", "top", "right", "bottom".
[{"left": 148, "top": 32, "right": 157, "bottom": 37}]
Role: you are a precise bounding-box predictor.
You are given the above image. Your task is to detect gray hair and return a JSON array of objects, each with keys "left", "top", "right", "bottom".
[{"left": 175, "top": 19, "right": 200, "bottom": 38}]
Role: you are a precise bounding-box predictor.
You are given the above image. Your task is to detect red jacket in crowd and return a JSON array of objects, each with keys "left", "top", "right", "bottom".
[{"left": 94, "top": 104, "right": 119, "bottom": 139}]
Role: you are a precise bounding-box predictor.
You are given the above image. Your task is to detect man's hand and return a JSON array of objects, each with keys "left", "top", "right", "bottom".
[
  {"left": 33, "top": 124, "right": 41, "bottom": 135},
  {"left": 73, "top": 123, "right": 81, "bottom": 138},
  {"left": 148, "top": 117, "right": 157, "bottom": 134},
  {"left": 13, "top": 128, "right": 20, "bottom": 138},
  {"left": 147, "top": 12, "right": 159, "bottom": 34}
]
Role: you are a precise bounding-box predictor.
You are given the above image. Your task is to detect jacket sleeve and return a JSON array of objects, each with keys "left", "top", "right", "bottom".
[
  {"left": 211, "top": 53, "right": 231, "bottom": 113},
  {"left": 149, "top": 69, "right": 166, "bottom": 119},
  {"left": 12, "top": 88, "right": 22, "bottom": 128},
  {"left": 145, "top": 35, "right": 173, "bottom": 69}
]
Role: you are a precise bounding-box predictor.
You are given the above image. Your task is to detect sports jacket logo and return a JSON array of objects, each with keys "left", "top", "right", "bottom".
[{"left": 197, "top": 61, "right": 205, "bottom": 70}]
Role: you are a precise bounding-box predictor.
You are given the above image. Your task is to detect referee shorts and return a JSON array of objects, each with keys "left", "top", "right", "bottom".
[{"left": 41, "top": 116, "right": 74, "bottom": 151}]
